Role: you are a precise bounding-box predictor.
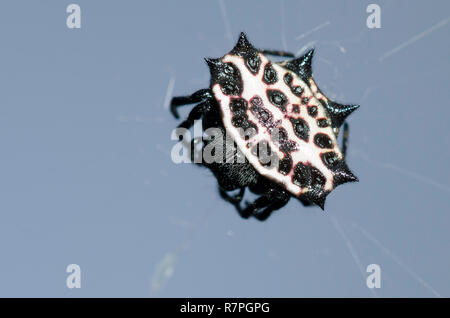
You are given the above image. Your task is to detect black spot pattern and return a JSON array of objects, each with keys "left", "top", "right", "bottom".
[
  {"left": 250, "top": 96, "right": 279, "bottom": 131},
  {"left": 278, "top": 155, "right": 292, "bottom": 175},
  {"left": 283, "top": 72, "right": 304, "bottom": 97},
  {"left": 263, "top": 63, "right": 278, "bottom": 84},
  {"left": 292, "top": 163, "right": 326, "bottom": 190},
  {"left": 232, "top": 115, "right": 257, "bottom": 133},
  {"left": 307, "top": 106, "right": 318, "bottom": 117},
  {"left": 291, "top": 104, "right": 300, "bottom": 113},
  {"left": 251, "top": 105, "right": 271, "bottom": 125},
  {"left": 289, "top": 117, "right": 309, "bottom": 141},
  {"left": 310, "top": 167, "right": 326, "bottom": 189},
  {"left": 249, "top": 96, "right": 299, "bottom": 156},
  {"left": 207, "top": 59, "right": 243, "bottom": 96},
  {"left": 228, "top": 98, "right": 258, "bottom": 134},
  {"left": 222, "top": 83, "right": 240, "bottom": 96},
  {"left": 314, "top": 133, "right": 333, "bottom": 149},
  {"left": 291, "top": 86, "right": 304, "bottom": 97},
  {"left": 223, "top": 63, "right": 234, "bottom": 75},
  {"left": 321, "top": 151, "right": 339, "bottom": 169},
  {"left": 292, "top": 163, "right": 309, "bottom": 187},
  {"left": 267, "top": 89, "right": 288, "bottom": 111},
  {"left": 231, "top": 115, "right": 246, "bottom": 128},
  {"left": 317, "top": 118, "right": 330, "bottom": 128},
  {"left": 229, "top": 98, "right": 248, "bottom": 115},
  {"left": 245, "top": 52, "right": 261, "bottom": 74},
  {"left": 271, "top": 127, "right": 298, "bottom": 153},
  {"left": 302, "top": 97, "right": 310, "bottom": 105},
  {"left": 283, "top": 73, "right": 293, "bottom": 85}
]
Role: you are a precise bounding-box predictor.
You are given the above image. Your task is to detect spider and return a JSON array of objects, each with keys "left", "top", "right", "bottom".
[{"left": 170, "top": 32, "right": 359, "bottom": 221}]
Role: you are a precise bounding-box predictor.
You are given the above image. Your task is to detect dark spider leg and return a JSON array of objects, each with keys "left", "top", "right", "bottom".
[
  {"left": 170, "top": 89, "right": 213, "bottom": 119},
  {"left": 177, "top": 102, "right": 205, "bottom": 131},
  {"left": 219, "top": 187, "right": 245, "bottom": 205},
  {"left": 259, "top": 190, "right": 291, "bottom": 220},
  {"left": 177, "top": 101, "right": 210, "bottom": 161},
  {"left": 234, "top": 189, "right": 290, "bottom": 221},
  {"left": 341, "top": 122, "right": 349, "bottom": 158},
  {"left": 259, "top": 49, "right": 295, "bottom": 58}
]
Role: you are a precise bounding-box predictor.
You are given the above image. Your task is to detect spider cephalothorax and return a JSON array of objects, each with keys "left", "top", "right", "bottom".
[{"left": 171, "top": 32, "right": 359, "bottom": 220}]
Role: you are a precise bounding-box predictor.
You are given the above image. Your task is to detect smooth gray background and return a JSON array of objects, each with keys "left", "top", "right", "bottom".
[{"left": 0, "top": 0, "right": 448, "bottom": 297}]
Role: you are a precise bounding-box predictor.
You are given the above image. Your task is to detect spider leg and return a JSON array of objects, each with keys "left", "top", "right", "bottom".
[
  {"left": 233, "top": 188, "right": 290, "bottom": 221},
  {"left": 170, "top": 88, "right": 213, "bottom": 119},
  {"left": 177, "top": 102, "right": 205, "bottom": 131},
  {"left": 341, "top": 122, "right": 349, "bottom": 158},
  {"left": 219, "top": 187, "right": 245, "bottom": 204},
  {"left": 176, "top": 100, "right": 210, "bottom": 161},
  {"left": 259, "top": 49, "right": 295, "bottom": 58}
]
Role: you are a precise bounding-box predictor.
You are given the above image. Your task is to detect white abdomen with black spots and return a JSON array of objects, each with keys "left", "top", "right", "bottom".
[{"left": 213, "top": 53, "right": 342, "bottom": 196}]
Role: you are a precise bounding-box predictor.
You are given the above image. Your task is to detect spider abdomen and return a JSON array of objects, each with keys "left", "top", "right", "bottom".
[{"left": 171, "top": 32, "right": 359, "bottom": 218}]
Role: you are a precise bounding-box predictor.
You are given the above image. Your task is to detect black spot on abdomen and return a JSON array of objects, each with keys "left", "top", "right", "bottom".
[
  {"left": 292, "top": 163, "right": 326, "bottom": 190},
  {"left": 310, "top": 167, "right": 326, "bottom": 189},
  {"left": 229, "top": 98, "right": 257, "bottom": 133},
  {"left": 250, "top": 96, "right": 280, "bottom": 131},
  {"left": 231, "top": 115, "right": 246, "bottom": 128},
  {"left": 278, "top": 155, "right": 292, "bottom": 175},
  {"left": 307, "top": 105, "right": 317, "bottom": 117},
  {"left": 283, "top": 73, "right": 293, "bottom": 85},
  {"left": 292, "top": 163, "right": 309, "bottom": 188},
  {"left": 321, "top": 151, "right": 339, "bottom": 169},
  {"left": 283, "top": 72, "right": 303, "bottom": 97},
  {"left": 314, "top": 133, "right": 333, "bottom": 149},
  {"left": 317, "top": 118, "right": 330, "bottom": 128},
  {"left": 245, "top": 52, "right": 261, "bottom": 74},
  {"left": 263, "top": 63, "right": 278, "bottom": 84},
  {"left": 291, "top": 86, "right": 304, "bottom": 97},
  {"left": 271, "top": 127, "right": 298, "bottom": 153},
  {"left": 229, "top": 98, "right": 248, "bottom": 116},
  {"left": 289, "top": 117, "right": 310, "bottom": 141},
  {"left": 250, "top": 97, "right": 273, "bottom": 127},
  {"left": 221, "top": 82, "right": 241, "bottom": 96},
  {"left": 267, "top": 89, "right": 288, "bottom": 111}
]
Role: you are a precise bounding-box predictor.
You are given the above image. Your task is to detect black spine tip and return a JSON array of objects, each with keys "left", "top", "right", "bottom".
[
  {"left": 326, "top": 102, "right": 359, "bottom": 128},
  {"left": 301, "top": 48, "right": 315, "bottom": 64},
  {"left": 204, "top": 58, "right": 221, "bottom": 71},
  {"left": 333, "top": 161, "right": 359, "bottom": 187},
  {"left": 285, "top": 48, "right": 315, "bottom": 81},
  {"left": 301, "top": 190, "right": 328, "bottom": 210},
  {"left": 231, "top": 32, "right": 256, "bottom": 56},
  {"left": 298, "top": 48, "right": 314, "bottom": 79},
  {"left": 316, "top": 197, "right": 326, "bottom": 210},
  {"left": 237, "top": 32, "right": 250, "bottom": 46}
]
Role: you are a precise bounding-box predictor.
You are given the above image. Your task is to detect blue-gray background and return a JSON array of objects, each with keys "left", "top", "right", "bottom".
[{"left": 0, "top": 0, "right": 448, "bottom": 297}]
